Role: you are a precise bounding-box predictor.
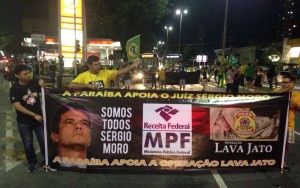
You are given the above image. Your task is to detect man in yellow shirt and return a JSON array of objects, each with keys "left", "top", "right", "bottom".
[
  {"left": 69, "top": 55, "right": 140, "bottom": 90},
  {"left": 158, "top": 68, "right": 166, "bottom": 89},
  {"left": 273, "top": 74, "right": 300, "bottom": 172},
  {"left": 238, "top": 64, "right": 246, "bottom": 86}
]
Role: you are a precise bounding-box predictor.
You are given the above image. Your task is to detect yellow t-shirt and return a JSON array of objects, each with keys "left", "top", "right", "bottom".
[
  {"left": 239, "top": 65, "right": 246, "bottom": 74},
  {"left": 288, "top": 91, "right": 300, "bottom": 129},
  {"left": 71, "top": 70, "right": 117, "bottom": 89},
  {"left": 159, "top": 70, "right": 166, "bottom": 80}
]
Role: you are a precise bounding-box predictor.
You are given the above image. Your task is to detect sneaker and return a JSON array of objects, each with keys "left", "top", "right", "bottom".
[{"left": 28, "top": 165, "right": 36, "bottom": 173}]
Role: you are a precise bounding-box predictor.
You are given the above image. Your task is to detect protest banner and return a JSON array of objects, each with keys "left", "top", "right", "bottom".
[{"left": 44, "top": 88, "right": 289, "bottom": 172}]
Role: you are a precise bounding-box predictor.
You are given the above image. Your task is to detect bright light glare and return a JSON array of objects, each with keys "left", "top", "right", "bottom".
[
  {"left": 183, "top": 9, "right": 188, "bottom": 14},
  {"left": 176, "top": 10, "right": 181, "bottom": 14},
  {"left": 137, "top": 72, "right": 144, "bottom": 79},
  {"left": 290, "top": 47, "right": 300, "bottom": 58}
]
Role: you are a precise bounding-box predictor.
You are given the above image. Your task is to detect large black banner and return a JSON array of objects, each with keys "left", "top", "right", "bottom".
[{"left": 44, "top": 88, "right": 289, "bottom": 172}]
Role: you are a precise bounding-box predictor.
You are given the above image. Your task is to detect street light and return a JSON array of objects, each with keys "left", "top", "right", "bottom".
[
  {"left": 153, "top": 47, "right": 158, "bottom": 52},
  {"left": 176, "top": 9, "right": 188, "bottom": 53},
  {"left": 164, "top": 26, "right": 172, "bottom": 52},
  {"left": 221, "top": 0, "right": 228, "bottom": 65},
  {"left": 158, "top": 41, "right": 165, "bottom": 51}
]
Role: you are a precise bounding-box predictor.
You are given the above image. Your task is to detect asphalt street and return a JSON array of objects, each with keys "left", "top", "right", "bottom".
[{"left": 0, "top": 79, "right": 300, "bottom": 188}]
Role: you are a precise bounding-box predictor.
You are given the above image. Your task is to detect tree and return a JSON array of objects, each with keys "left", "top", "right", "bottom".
[
  {"left": 85, "top": 0, "right": 173, "bottom": 54},
  {"left": 0, "top": 30, "right": 23, "bottom": 55}
]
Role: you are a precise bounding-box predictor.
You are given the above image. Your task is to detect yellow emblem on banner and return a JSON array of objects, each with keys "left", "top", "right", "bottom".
[{"left": 234, "top": 111, "right": 256, "bottom": 138}]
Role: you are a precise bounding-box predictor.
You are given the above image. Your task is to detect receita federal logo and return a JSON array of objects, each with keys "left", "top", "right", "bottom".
[
  {"left": 155, "top": 105, "right": 179, "bottom": 121},
  {"left": 142, "top": 103, "right": 192, "bottom": 156}
]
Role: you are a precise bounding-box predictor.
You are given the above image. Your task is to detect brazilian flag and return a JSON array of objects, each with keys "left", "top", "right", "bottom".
[{"left": 126, "top": 35, "right": 140, "bottom": 62}]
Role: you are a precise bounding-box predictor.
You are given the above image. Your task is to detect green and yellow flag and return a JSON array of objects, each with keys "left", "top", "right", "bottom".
[{"left": 126, "top": 35, "right": 140, "bottom": 62}]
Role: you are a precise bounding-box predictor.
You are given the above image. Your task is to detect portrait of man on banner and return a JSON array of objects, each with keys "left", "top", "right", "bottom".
[{"left": 50, "top": 102, "right": 92, "bottom": 168}]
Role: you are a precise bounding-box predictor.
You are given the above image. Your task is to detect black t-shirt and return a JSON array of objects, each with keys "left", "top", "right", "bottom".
[{"left": 10, "top": 79, "right": 42, "bottom": 124}]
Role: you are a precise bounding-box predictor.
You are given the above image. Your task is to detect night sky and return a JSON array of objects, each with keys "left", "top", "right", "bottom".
[
  {"left": 157, "top": 0, "right": 282, "bottom": 51},
  {"left": 0, "top": 0, "right": 285, "bottom": 54}
]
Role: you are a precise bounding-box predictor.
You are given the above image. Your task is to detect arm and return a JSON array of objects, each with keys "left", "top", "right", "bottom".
[
  {"left": 117, "top": 60, "right": 140, "bottom": 77},
  {"left": 69, "top": 82, "right": 98, "bottom": 90},
  {"left": 12, "top": 102, "right": 43, "bottom": 122}
]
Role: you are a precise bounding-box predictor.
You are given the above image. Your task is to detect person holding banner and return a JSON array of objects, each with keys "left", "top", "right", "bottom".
[
  {"left": 69, "top": 55, "right": 139, "bottom": 90},
  {"left": 50, "top": 102, "right": 91, "bottom": 168},
  {"left": 273, "top": 74, "right": 300, "bottom": 172},
  {"left": 9, "top": 64, "right": 46, "bottom": 173}
]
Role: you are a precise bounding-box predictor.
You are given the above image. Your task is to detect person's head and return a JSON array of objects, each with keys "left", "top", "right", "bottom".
[
  {"left": 14, "top": 64, "right": 30, "bottom": 83},
  {"left": 281, "top": 74, "right": 296, "bottom": 91},
  {"left": 87, "top": 55, "right": 100, "bottom": 74},
  {"left": 51, "top": 102, "right": 91, "bottom": 158}
]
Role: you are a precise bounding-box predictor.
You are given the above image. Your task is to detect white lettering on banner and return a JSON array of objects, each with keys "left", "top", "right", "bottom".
[
  {"left": 214, "top": 143, "right": 273, "bottom": 155},
  {"left": 101, "top": 107, "right": 132, "bottom": 118},
  {"left": 100, "top": 107, "right": 132, "bottom": 154},
  {"left": 103, "top": 143, "right": 128, "bottom": 154}
]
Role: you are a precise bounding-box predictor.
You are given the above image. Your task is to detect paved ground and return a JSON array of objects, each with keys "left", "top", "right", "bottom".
[{"left": 0, "top": 78, "right": 300, "bottom": 188}]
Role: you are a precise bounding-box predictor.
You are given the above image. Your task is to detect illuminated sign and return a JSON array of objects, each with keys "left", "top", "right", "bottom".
[
  {"left": 140, "top": 54, "right": 157, "bottom": 58},
  {"left": 59, "top": 0, "right": 83, "bottom": 61},
  {"left": 60, "top": 0, "right": 82, "bottom": 17},
  {"left": 167, "top": 55, "right": 180, "bottom": 58}
]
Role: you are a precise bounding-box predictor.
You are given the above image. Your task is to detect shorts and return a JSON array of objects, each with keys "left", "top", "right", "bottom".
[
  {"left": 179, "top": 79, "right": 186, "bottom": 86},
  {"left": 124, "top": 79, "right": 131, "bottom": 87}
]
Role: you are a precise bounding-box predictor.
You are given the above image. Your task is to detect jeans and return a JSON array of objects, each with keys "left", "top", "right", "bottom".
[
  {"left": 17, "top": 121, "right": 45, "bottom": 166},
  {"left": 268, "top": 77, "right": 274, "bottom": 88}
]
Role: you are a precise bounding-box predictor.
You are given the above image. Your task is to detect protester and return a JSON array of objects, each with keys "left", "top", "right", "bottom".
[
  {"left": 69, "top": 55, "right": 139, "bottom": 90},
  {"left": 201, "top": 66, "right": 208, "bottom": 91},
  {"left": 251, "top": 68, "right": 265, "bottom": 92},
  {"left": 124, "top": 70, "right": 132, "bottom": 89},
  {"left": 238, "top": 63, "right": 246, "bottom": 86},
  {"left": 9, "top": 64, "right": 46, "bottom": 173},
  {"left": 50, "top": 102, "right": 91, "bottom": 167},
  {"left": 245, "top": 63, "right": 254, "bottom": 87},
  {"left": 158, "top": 68, "right": 166, "bottom": 89},
  {"left": 225, "top": 66, "right": 235, "bottom": 93},
  {"left": 273, "top": 74, "right": 300, "bottom": 172},
  {"left": 151, "top": 69, "right": 157, "bottom": 89},
  {"left": 178, "top": 67, "right": 187, "bottom": 91},
  {"left": 232, "top": 66, "right": 240, "bottom": 94},
  {"left": 267, "top": 64, "right": 276, "bottom": 88},
  {"left": 217, "top": 64, "right": 225, "bottom": 87}
]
